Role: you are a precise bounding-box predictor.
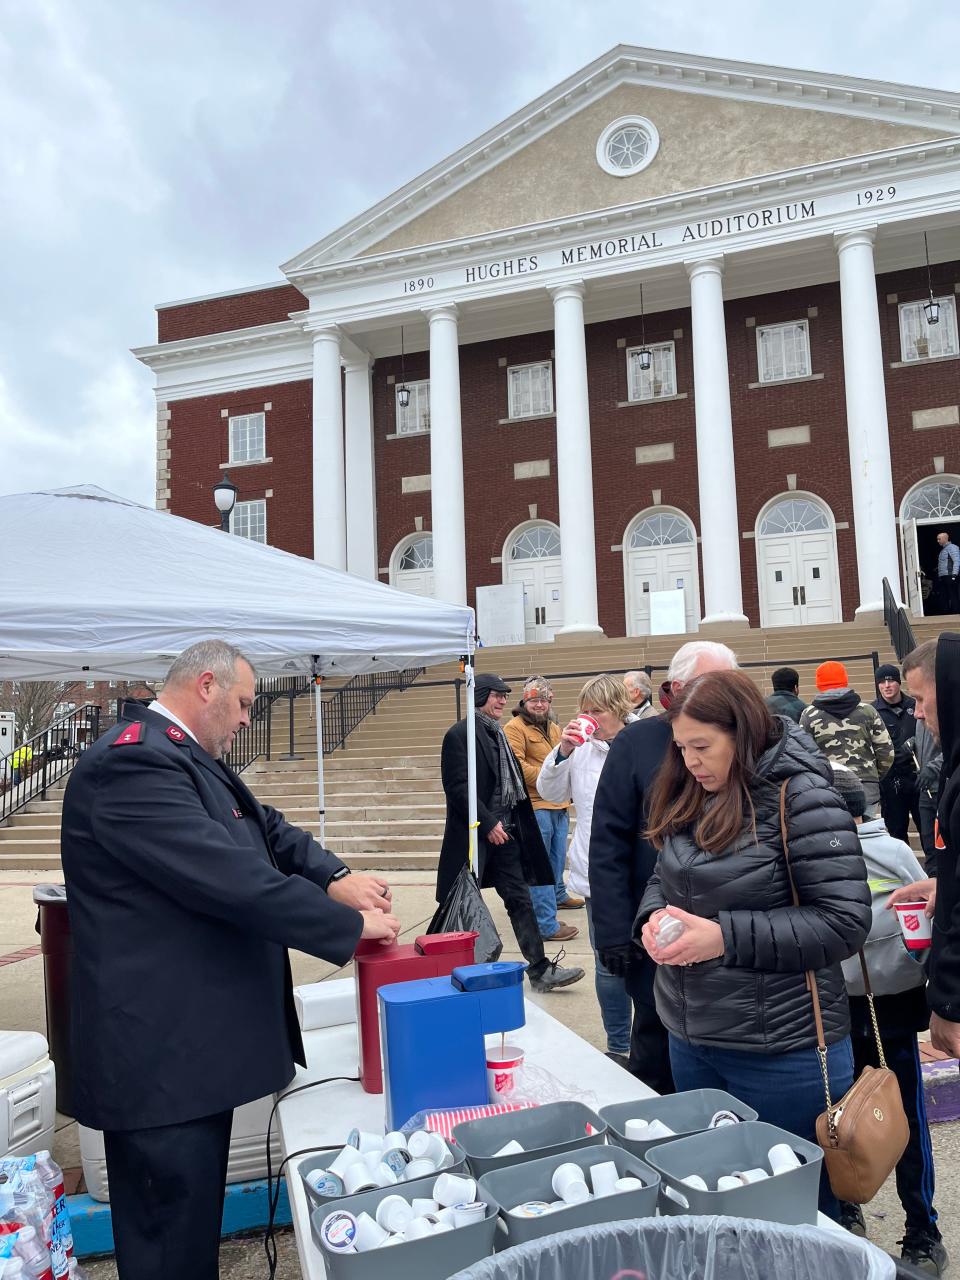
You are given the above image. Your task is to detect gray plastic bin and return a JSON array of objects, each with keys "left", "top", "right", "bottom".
[
  {"left": 477, "top": 1142, "right": 658, "bottom": 1251},
  {"left": 452, "top": 1101, "right": 606, "bottom": 1177},
  {"left": 645, "top": 1119, "right": 823, "bottom": 1226},
  {"left": 310, "top": 1172, "right": 499, "bottom": 1280},
  {"left": 445, "top": 1215, "right": 896, "bottom": 1279},
  {"left": 298, "top": 1142, "right": 467, "bottom": 1214},
  {"left": 600, "top": 1088, "right": 757, "bottom": 1160}
]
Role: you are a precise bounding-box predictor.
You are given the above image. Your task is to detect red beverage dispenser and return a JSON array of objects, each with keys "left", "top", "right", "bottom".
[{"left": 355, "top": 931, "right": 478, "bottom": 1093}]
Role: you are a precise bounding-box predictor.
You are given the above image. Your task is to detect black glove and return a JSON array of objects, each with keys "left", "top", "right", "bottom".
[{"left": 599, "top": 944, "right": 633, "bottom": 978}]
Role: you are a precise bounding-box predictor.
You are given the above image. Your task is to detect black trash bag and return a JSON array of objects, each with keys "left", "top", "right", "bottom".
[{"left": 427, "top": 864, "right": 502, "bottom": 964}]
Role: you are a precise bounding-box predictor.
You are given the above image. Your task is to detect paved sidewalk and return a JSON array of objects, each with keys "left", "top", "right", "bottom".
[{"left": 0, "top": 869, "right": 957, "bottom": 1277}]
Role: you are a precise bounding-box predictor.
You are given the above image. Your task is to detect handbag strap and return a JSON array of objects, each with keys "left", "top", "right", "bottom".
[{"left": 777, "top": 782, "right": 888, "bottom": 1117}]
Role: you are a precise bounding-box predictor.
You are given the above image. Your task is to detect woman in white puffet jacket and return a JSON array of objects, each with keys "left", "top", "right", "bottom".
[{"left": 537, "top": 674, "right": 639, "bottom": 1059}]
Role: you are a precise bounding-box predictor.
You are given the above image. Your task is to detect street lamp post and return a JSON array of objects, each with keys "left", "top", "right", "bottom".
[{"left": 213, "top": 473, "right": 238, "bottom": 532}]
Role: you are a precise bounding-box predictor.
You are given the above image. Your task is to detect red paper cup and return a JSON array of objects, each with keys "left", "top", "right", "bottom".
[
  {"left": 894, "top": 901, "right": 933, "bottom": 951},
  {"left": 486, "top": 1044, "right": 524, "bottom": 1101},
  {"left": 573, "top": 715, "right": 599, "bottom": 742}
]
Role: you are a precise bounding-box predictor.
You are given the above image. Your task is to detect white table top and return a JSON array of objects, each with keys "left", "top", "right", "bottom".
[{"left": 278, "top": 980, "right": 658, "bottom": 1280}]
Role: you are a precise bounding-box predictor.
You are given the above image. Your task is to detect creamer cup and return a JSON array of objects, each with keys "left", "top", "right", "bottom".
[
  {"left": 306, "top": 1168, "right": 344, "bottom": 1198},
  {"left": 320, "top": 1209, "right": 357, "bottom": 1252}
]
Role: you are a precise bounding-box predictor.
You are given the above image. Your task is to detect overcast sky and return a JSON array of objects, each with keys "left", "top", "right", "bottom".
[{"left": 2, "top": 0, "right": 959, "bottom": 507}]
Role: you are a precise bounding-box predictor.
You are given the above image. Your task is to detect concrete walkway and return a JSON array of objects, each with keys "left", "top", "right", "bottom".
[{"left": 0, "top": 869, "right": 955, "bottom": 1277}]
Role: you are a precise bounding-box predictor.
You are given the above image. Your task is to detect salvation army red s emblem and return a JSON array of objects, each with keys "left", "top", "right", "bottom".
[
  {"left": 903, "top": 913, "right": 921, "bottom": 933},
  {"left": 166, "top": 725, "right": 186, "bottom": 742}
]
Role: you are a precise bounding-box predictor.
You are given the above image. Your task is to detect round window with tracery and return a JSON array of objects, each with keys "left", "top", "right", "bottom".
[
  {"left": 509, "top": 525, "right": 561, "bottom": 560},
  {"left": 902, "top": 480, "right": 960, "bottom": 522},
  {"left": 398, "top": 535, "right": 433, "bottom": 571},
  {"left": 629, "top": 513, "right": 694, "bottom": 548},
  {"left": 597, "top": 116, "right": 660, "bottom": 177},
  {"left": 758, "top": 498, "right": 830, "bottom": 537}
]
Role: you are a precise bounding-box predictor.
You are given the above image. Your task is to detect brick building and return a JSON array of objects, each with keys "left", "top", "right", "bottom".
[{"left": 135, "top": 46, "right": 960, "bottom": 642}]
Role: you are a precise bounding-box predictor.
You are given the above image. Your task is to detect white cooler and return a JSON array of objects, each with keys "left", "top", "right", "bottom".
[
  {"left": 79, "top": 1093, "right": 282, "bottom": 1202},
  {"left": 0, "top": 1031, "right": 57, "bottom": 1160}
]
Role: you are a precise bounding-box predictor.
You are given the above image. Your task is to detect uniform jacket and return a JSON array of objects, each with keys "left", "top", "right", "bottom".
[
  {"left": 436, "top": 716, "right": 553, "bottom": 904},
  {"left": 537, "top": 736, "right": 614, "bottom": 899},
  {"left": 765, "top": 690, "right": 806, "bottom": 724},
  {"left": 636, "top": 721, "right": 871, "bottom": 1054},
  {"left": 800, "top": 689, "right": 894, "bottom": 786},
  {"left": 60, "top": 706, "right": 363, "bottom": 1131},
  {"left": 502, "top": 712, "right": 567, "bottom": 811},
  {"left": 872, "top": 692, "right": 918, "bottom": 779},
  {"left": 928, "top": 632, "right": 960, "bottom": 1020},
  {"left": 916, "top": 719, "right": 944, "bottom": 870}
]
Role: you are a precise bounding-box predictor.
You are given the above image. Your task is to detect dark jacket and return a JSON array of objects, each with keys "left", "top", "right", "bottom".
[
  {"left": 766, "top": 689, "right": 806, "bottom": 723},
  {"left": 60, "top": 707, "right": 363, "bottom": 1131},
  {"left": 436, "top": 715, "right": 552, "bottom": 904},
  {"left": 588, "top": 715, "right": 673, "bottom": 953},
  {"left": 636, "top": 720, "right": 871, "bottom": 1054},
  {"left": 872, "top": 692, "right": 918, "bottom": 779},
  {"left": 928, "top": 632, "right": 960, "bottom": 1020}
]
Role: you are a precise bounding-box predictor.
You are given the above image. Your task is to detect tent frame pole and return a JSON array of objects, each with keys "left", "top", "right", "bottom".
[
  {"left": 464, "top": 658, "right": 478, "bottom": 875},
  {"left": 312, "top": 659, "right": 325, "bottom": 845}
]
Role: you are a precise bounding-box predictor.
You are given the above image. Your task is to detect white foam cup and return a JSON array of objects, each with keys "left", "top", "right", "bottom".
[
  {"left": 589, "top": 1160, "right": 620, "bottom": 1197},
  {"left": 494, "top": 1139, "right": 525, "bottom": 1157},
  {"left": 486, "top": 1044, "right": 525, "bottom": 1101},
  {"left": 737, "top": 1168, "right": 769, "bottom": 1184},
  {"left": 894, "top": 902, "right": 933, "bottom": 951},
  {"left": 436, "top": 1207, "right": 459, "bottom": 1227},
  {"left": 329, "top": 1146, "right": 365, "bottom": 1178},
  {"left": 351, "top": 1130, "right": 382, "bottom": 1154},
  {"left": 353, "top": 1212, "right": 389, "bottom": 1253},
  {"left": 453, "top": 1202, "right": 487, "bottom": 1228},
  {"left": 411, "top": 1197, "right": 439, "bottom": 1216},
  {"left": 343, "top": 1163, "right": 379, "bottom": 1196},
  {"left": 382, "top": 1131, "right": 407, "bottom": 1152},
  {"left": 433, "top": 1222, "right": 454, "bottom": 1235},
  {"left": 381, "top": 1236, "right": 404, "bottom": 1247},
  {"left": 716, "top": 1175, "right": 743, "bottom": 1192},
  {"left": 663, "top": 1186, "right": 689, "bottom": 1208},
  {"left": 408, "top": 1130, "right": 446, "bottom": 1164},
  {"left": 363, "top": 1150, "right": 385, "bottom": 1174},
  {"left": 644, "top": 1119, "right": 676, "bottom": 1139},
  {"left": 768, "top": 1143, "right": 802, "bottom": 1175},
  {"left": 614, "top": 1176, "right": 643, "bottom": 1192},
  {"left": 624, "top": 1118, "right": 649, "bottom": 1140},
  {"left": 681, "top": 1175, "right": 708, "bottom": 1191},
  {"left": 403, "top": 1217, "right": 434, "bottom": 1241},
  {"left": 434, "top": 1172, "right": 477, "bottom": 1207},
  {"left": 374, "top": 1163, "right": 399, "bottom": 1187},
  {"left": 552, "top": 1162, "right": 589, "bottom": 1202},
  {"left": 375, "top": 1195, "right": 413, "bottom": 1233},
  {"left": 404, "top": 1158, "right": 436, "bottom": 1181}
]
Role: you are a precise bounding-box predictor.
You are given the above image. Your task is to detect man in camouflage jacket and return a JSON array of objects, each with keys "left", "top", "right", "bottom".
[{"left": 800, "top": 660, "right": 894, "bottom": 818}]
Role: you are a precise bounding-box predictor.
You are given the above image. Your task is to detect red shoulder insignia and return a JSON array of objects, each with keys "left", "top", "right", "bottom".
[
  {"left": 166, "top": 724, "right": 187, "bottom": 743},
  {"left": 111, "top": 722, "right": 143, "bottom": 747}
]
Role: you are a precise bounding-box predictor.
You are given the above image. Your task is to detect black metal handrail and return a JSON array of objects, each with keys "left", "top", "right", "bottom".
[
  {"left": 0, "top": 703, "right": 103, "bottom": 822},
  {"left": 322, "top": 668, "right": 425, "bottom": 753},
  {"left": 882, "top": 577, "right": 918, "bottom": 662},
  {"left": 225, "top": 692, "right": 274, "bottom": 773}
]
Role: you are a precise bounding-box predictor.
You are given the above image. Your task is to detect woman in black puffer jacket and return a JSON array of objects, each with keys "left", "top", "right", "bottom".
[{"left": 634, "top": 671, "right": 871, "bottom": 1218}]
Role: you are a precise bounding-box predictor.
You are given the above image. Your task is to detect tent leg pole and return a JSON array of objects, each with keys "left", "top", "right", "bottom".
[
  {"left": 465, "top": 660, "right": 477, "bottom": 877},
  {"left": 314, "top": 679, "right": 326, "bottom": 846}
]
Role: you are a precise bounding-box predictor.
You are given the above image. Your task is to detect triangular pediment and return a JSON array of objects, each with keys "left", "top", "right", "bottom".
[{"left": 283, "top": 46, "right": 960, "bottom": 275}]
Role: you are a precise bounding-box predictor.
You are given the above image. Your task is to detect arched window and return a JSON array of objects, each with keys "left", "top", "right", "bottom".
[
  {"left": 396, "top": 535, "right": 433, "bottom": 571},
  {"left": 902, "top": 480, "right": 960, "bottom": 522},
  {"left": 758, "top": 497, "right": 830, "bottom": 537},
  {"left": 508, "top": 525, "right": 561, "bottom": 560},
  {"left": 629, "top": 513, "right": 695, "bottom": 548}
]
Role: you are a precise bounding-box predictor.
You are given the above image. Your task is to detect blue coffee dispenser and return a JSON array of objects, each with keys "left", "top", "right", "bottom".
[{"left": 378, "top": 961, "right": 526, "bottom": 1129}]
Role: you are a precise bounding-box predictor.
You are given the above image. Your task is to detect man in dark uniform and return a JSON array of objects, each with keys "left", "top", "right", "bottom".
[
  {"left": 61, "top": 640, "right": 400, "bottom": 1280},
  {"left": 873, "top": 663, "right": 922, "bottom": 843}
]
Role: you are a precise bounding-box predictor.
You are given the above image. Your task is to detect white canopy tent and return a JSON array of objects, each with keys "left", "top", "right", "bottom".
[{"left": 0, "top": 486, "right": 479, "bottom": 852}]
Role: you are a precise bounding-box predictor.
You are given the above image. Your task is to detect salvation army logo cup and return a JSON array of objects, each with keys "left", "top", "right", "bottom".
[
  {"left": 486, "top": 1043, "right": 524, "bottom": 1101},
  {"left": 894, "top": 901, "right": 933, "bottom": 951},
  {"left": 571, "top": 714, "right": 599, "bottom": 744}
]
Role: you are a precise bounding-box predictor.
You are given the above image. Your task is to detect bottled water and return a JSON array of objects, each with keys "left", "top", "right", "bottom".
[
  {"left": 34, "top": 1155, "right": 73, "bottom": 1263},
  {"left": 13, "top": 1227, "right": 53, "bottom": 1280}
]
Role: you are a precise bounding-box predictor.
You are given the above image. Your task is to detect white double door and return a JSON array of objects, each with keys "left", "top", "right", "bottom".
[
  {"left": 626, "top": 544, "right": 700, "bottom": 635},
  {"left": 758, "top": 532, "right": 840, "bottom": 626},
  {"left": 506, "top": 557, "right": 563, "bottom": 642},
  {"left": 394, "top": 566, "right": 434, "bottom": 598}
]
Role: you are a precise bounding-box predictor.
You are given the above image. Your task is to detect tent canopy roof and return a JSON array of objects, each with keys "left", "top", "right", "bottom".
[{"left": 0, "top": 486, "right": 474, "bottom": 682}]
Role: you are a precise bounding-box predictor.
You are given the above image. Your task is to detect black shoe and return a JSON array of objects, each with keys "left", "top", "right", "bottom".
[
  {"left": 839, "top": 1202, "right": 866, "bottom": 1237},
  {"left": 529, "top": 949, "right": 585, "bottom": 993},
  {"left": 900, "top": 1228, "right": 949, "bottom": 1276},
  {"left": 605, "top": 1052, "right": 631, "bottom": 1070}
]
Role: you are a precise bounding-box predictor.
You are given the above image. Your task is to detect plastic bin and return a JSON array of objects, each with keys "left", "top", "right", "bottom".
[
  {"left": 32, "top": 885, "right": 72, "bottom": 1115},
  {"left": 645, "top": 1120, "right": 823, "bottom": 1226},
  {"left": 452, "top": 1102, "right": 606, "bottom": 1177},
  {"left": 309, "top": 1171, "right": 499, "bottom": 1280},
  {"left": 477, "top": 1142, "right": 658, "bottom": 1251},
  {"left": 445, "top": 1215, "right": 897, "bottom": 1279},
  {"left": 600, "top": 1088, "right": 758, "bottom": 1160},
  {"left": 0, "top": 1032, "right": 56, "bottom": 1159},
  {"left": 298, "top": 1141, "right": 467, "bottom": 1215}
]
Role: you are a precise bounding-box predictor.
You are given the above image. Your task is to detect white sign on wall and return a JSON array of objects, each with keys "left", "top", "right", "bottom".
[
  {"left": 476, "top": 583, "right": 526, "bottom": 648},
  {"left": 650, "top": 589, "right": 687, "bottom": 636}
]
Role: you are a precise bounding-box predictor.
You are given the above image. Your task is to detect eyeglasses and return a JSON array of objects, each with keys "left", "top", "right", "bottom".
[{"left": 526, "top": 696, "right": 552, "bottom": 705}]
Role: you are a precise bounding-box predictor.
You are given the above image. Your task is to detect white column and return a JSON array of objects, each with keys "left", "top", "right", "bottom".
[
  {"left": 550, "top": 282, "right": 602, "bottom": 637},
  {"left": 343, "top": 357, "right": 378, "bottom": 580},
  {"left": 835, "top": 227, "right": 901, "bottom": 615},
  {"left": 426, "top": 305, "right": 467, "bottom": 605},
  {"left": 310, "top": 327, "right": 346, "bottom": 570},
  {"left": 685, "top": 256, "right": 748, "bottom": 626}
]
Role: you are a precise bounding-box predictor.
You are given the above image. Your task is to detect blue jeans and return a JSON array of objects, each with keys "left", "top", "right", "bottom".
[
  {"left": 668, "top": 1032, "right": 855, "bottom": 1220},
  {"left": 586, "top": 899, "right": 631, "bottom": 1055},
  {"left": 529, "top": 808, "right": 570, "bottom": 936}
]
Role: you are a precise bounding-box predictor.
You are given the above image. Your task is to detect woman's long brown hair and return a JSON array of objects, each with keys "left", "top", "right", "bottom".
[{"left": 646, "top": 671, "right": 780, "bottom": 854}]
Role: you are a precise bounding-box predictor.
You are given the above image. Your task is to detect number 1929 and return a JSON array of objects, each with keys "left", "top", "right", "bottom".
[{"left": 856, "top": 186, "right": 896, "bottom": 205}]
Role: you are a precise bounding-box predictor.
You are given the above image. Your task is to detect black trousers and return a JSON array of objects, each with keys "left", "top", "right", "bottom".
[
  {"left": 850, "top": 1025, "right": 938, "bottom": 1235},
  {"left": 880, "top": 774, "right": 922, "bottom": 844},
  {"left": 486, "top": 840, "right": 547, "bottom": 977},
  {"left": 627, "top": 953, "right": 674, "bottom": 1095},
  {"left": 936, "top": 576, "right": 959, "bottom": 615},
  {"left": 104, "top": 1110, "right": 233, "bottom": 1280}
]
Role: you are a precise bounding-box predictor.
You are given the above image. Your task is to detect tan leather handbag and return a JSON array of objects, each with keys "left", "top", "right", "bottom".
[{"left": 779, "top": 782, "right": 909, "bottom": 1204}]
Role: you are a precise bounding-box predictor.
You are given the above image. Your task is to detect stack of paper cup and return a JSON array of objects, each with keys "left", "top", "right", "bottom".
[{"left": 552, "top": 1162, "right": 590, "bottom": 1204}]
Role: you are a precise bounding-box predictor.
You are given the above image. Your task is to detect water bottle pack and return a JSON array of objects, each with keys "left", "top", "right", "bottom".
[{"left": 0, "top": 1154, "right": 83, "bottom": 1280}]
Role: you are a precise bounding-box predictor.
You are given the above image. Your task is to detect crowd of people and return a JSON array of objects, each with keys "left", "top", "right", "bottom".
[{"left": 437, "top": 632, "right": 960, "bottom": 1274}]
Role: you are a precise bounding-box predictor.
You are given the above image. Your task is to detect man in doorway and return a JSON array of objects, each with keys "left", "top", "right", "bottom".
[
  {"left": 873, "top": 663, "right": 922, "bottom": 844},
  {"left": 624, "top": 670, "right": 658, "bottom": 720},
  {"left": 936, "top": 531, "right": 960, "bottom": 615},
  {"left": 589, "top": 641, "right": 738, "bottom": 1093},
  {"left": 61, "top": 640, "right": 401, "bottom": 1280},
  {"left": 766, "top": 667, "right": 806, "bottom": 724},
  {"left": 437, "top": 672, "right": 584, "bottom": 993}
]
